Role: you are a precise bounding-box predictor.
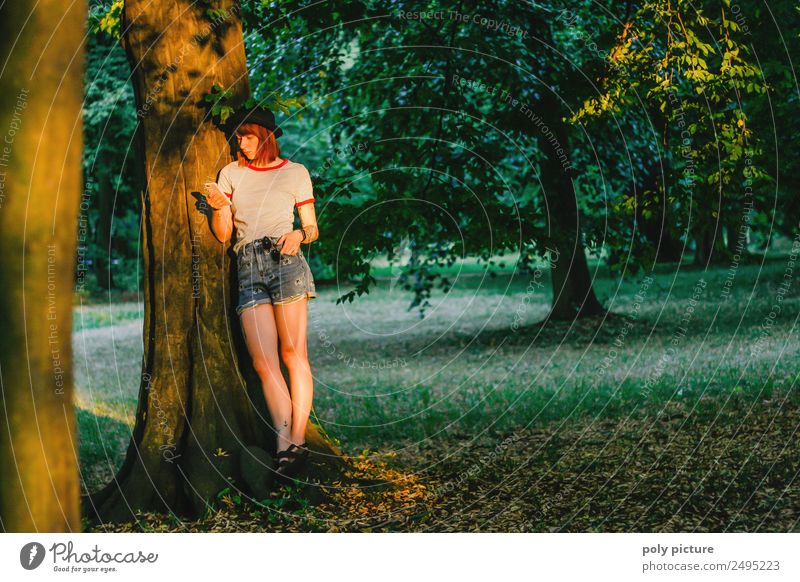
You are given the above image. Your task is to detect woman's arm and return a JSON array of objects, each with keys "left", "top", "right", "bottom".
[
  {"left": 276, "top": 203, "right": 318, "bottom": 254},
  {"left": 204, "top": 182, "right": 233, "bottom": 243},
  {"left": 211, "top": 204, "right": 233, "bottom": 243},
  {"left": 296, "top": 203, "right": 318, "bottom": 244}
]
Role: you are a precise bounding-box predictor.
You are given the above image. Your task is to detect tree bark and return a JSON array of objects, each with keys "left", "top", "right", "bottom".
[
  {"left": 0, "top": 0, "right": 86, "bottom": 531},
  {"left": 536, "top": 92, "right": 605, "bottom": 320},
  {"left": 83, "top": 0, "right": 343, "bottom": 525}
]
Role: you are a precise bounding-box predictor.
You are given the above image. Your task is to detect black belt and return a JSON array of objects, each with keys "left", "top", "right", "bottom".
[{"left": 253, "top": 236, "right": 280, "bottom": 249}]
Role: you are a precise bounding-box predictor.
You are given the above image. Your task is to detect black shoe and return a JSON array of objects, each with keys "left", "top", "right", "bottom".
[{"left": 274, "top": 442, "right": 310, "bottom": 481}]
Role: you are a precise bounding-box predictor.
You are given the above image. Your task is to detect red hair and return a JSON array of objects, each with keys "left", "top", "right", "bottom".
[{"left": 235, "top": 122, "right": 281, "bottom": 166}]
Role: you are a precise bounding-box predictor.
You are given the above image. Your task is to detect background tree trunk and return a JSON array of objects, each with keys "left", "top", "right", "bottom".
[
  {"left": 0, "top": 0, "right": 85, "bottom": 532},
  {"left": 693, "top": 222, "right": 728, "bottom": 266},
  {"left": 639, "top": 170, "right": 684, "bottom": 264},
  {"left": 84, "top": 0, "right": 343, "bottom": 525},
  {"left": 91, "top": 169, "right": 115, "bottom": 290},
  {"left": 536, "top": 91, "right": 605, "bottom": 321}
]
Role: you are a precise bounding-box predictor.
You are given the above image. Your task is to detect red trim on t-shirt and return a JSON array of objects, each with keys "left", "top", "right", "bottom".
[
  {"left": 295, "top": 198, "right": 315, "bottom": 207},
  {"left": 224, "top": 192, "right": 232, "bottom": 198},
  {"left": 246, "top": 158, "right": 289, "bottom": 171}
]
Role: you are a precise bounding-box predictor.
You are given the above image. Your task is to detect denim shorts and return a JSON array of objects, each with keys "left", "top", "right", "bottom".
[{"left": 235, "top": 236, "right": 317, "bottom": 315}]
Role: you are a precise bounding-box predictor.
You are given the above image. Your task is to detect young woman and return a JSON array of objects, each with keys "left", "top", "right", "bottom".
[{"left": 204, "top": 106, "right": 318, "bottom": 479}]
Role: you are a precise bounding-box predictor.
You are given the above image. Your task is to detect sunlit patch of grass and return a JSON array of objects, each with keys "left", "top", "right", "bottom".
[
  {"left": 313, "top": 451, "right": 433, "bottom": 531},
  {"left": 72, "top": 301, "right": 143, "bottom": 331}
]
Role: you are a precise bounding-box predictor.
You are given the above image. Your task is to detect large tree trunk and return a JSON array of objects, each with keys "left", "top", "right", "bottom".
[
  {"left": 0, "top": 0, "right": 85, "bottom": 531},
  {"left": 536, "top": 92, "right": 605, "bottom": 320},
  {"left": 84, "top": 0, "right": 343, "bottom": 525}
]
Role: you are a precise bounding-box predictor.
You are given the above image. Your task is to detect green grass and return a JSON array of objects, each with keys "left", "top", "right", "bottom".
[
  {"left": 76, "top": 407, "right": 131, "bottom": 496},
  {"left": 307, "top": 256, "right": 799, "bottom": 448},
  {"left": 73, "top": 256, "right": 800, "bottom": 495},
  {"left": 72, "top": 301, "right": 143, "bottom": 331}
]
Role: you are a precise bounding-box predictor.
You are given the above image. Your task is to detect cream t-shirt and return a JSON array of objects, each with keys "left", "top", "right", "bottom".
[{"left": 217, "top": 158, "right": 315, "bottom": 253}]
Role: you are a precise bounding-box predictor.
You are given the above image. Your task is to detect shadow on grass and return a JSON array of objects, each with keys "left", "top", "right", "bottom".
[{"left": 391, "top": 396, "right": 800, "bottom": 532}]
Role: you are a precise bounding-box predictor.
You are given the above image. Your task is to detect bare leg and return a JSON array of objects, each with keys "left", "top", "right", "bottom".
[
  {"left": 240, "top": 304, "right": 293, "bottom": 455},
  {"left": 273, "top": 297, "right": 313, "bottom": 445}
]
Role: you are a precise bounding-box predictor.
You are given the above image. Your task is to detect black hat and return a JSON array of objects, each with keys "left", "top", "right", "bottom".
[{"left": 223, "top": 104, "right": 283, "bottom": 138}]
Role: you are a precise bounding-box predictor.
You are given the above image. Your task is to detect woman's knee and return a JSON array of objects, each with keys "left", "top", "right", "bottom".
[
  {"left": 252, "top": 356, "right": 282, "bottom": 382},
  {"left": 280, "top": 343, "right": 309, "bottom": 368}
]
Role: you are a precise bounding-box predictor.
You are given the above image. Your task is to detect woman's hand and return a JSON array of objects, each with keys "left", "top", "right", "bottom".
[
  {"left": 276, "top": 229, "right": 304, "bottom": 255},
  {"left": 204, "top": 182, "right": 231, "bottom": 211}
]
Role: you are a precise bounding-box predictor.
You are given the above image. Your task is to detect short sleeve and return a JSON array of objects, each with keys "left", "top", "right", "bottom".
[
  {"left": 217, "top": 164, "right": 233, "bottom": 199},
  {"left": 294, "top": 166, "right": 315, "bottom": 207}
]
